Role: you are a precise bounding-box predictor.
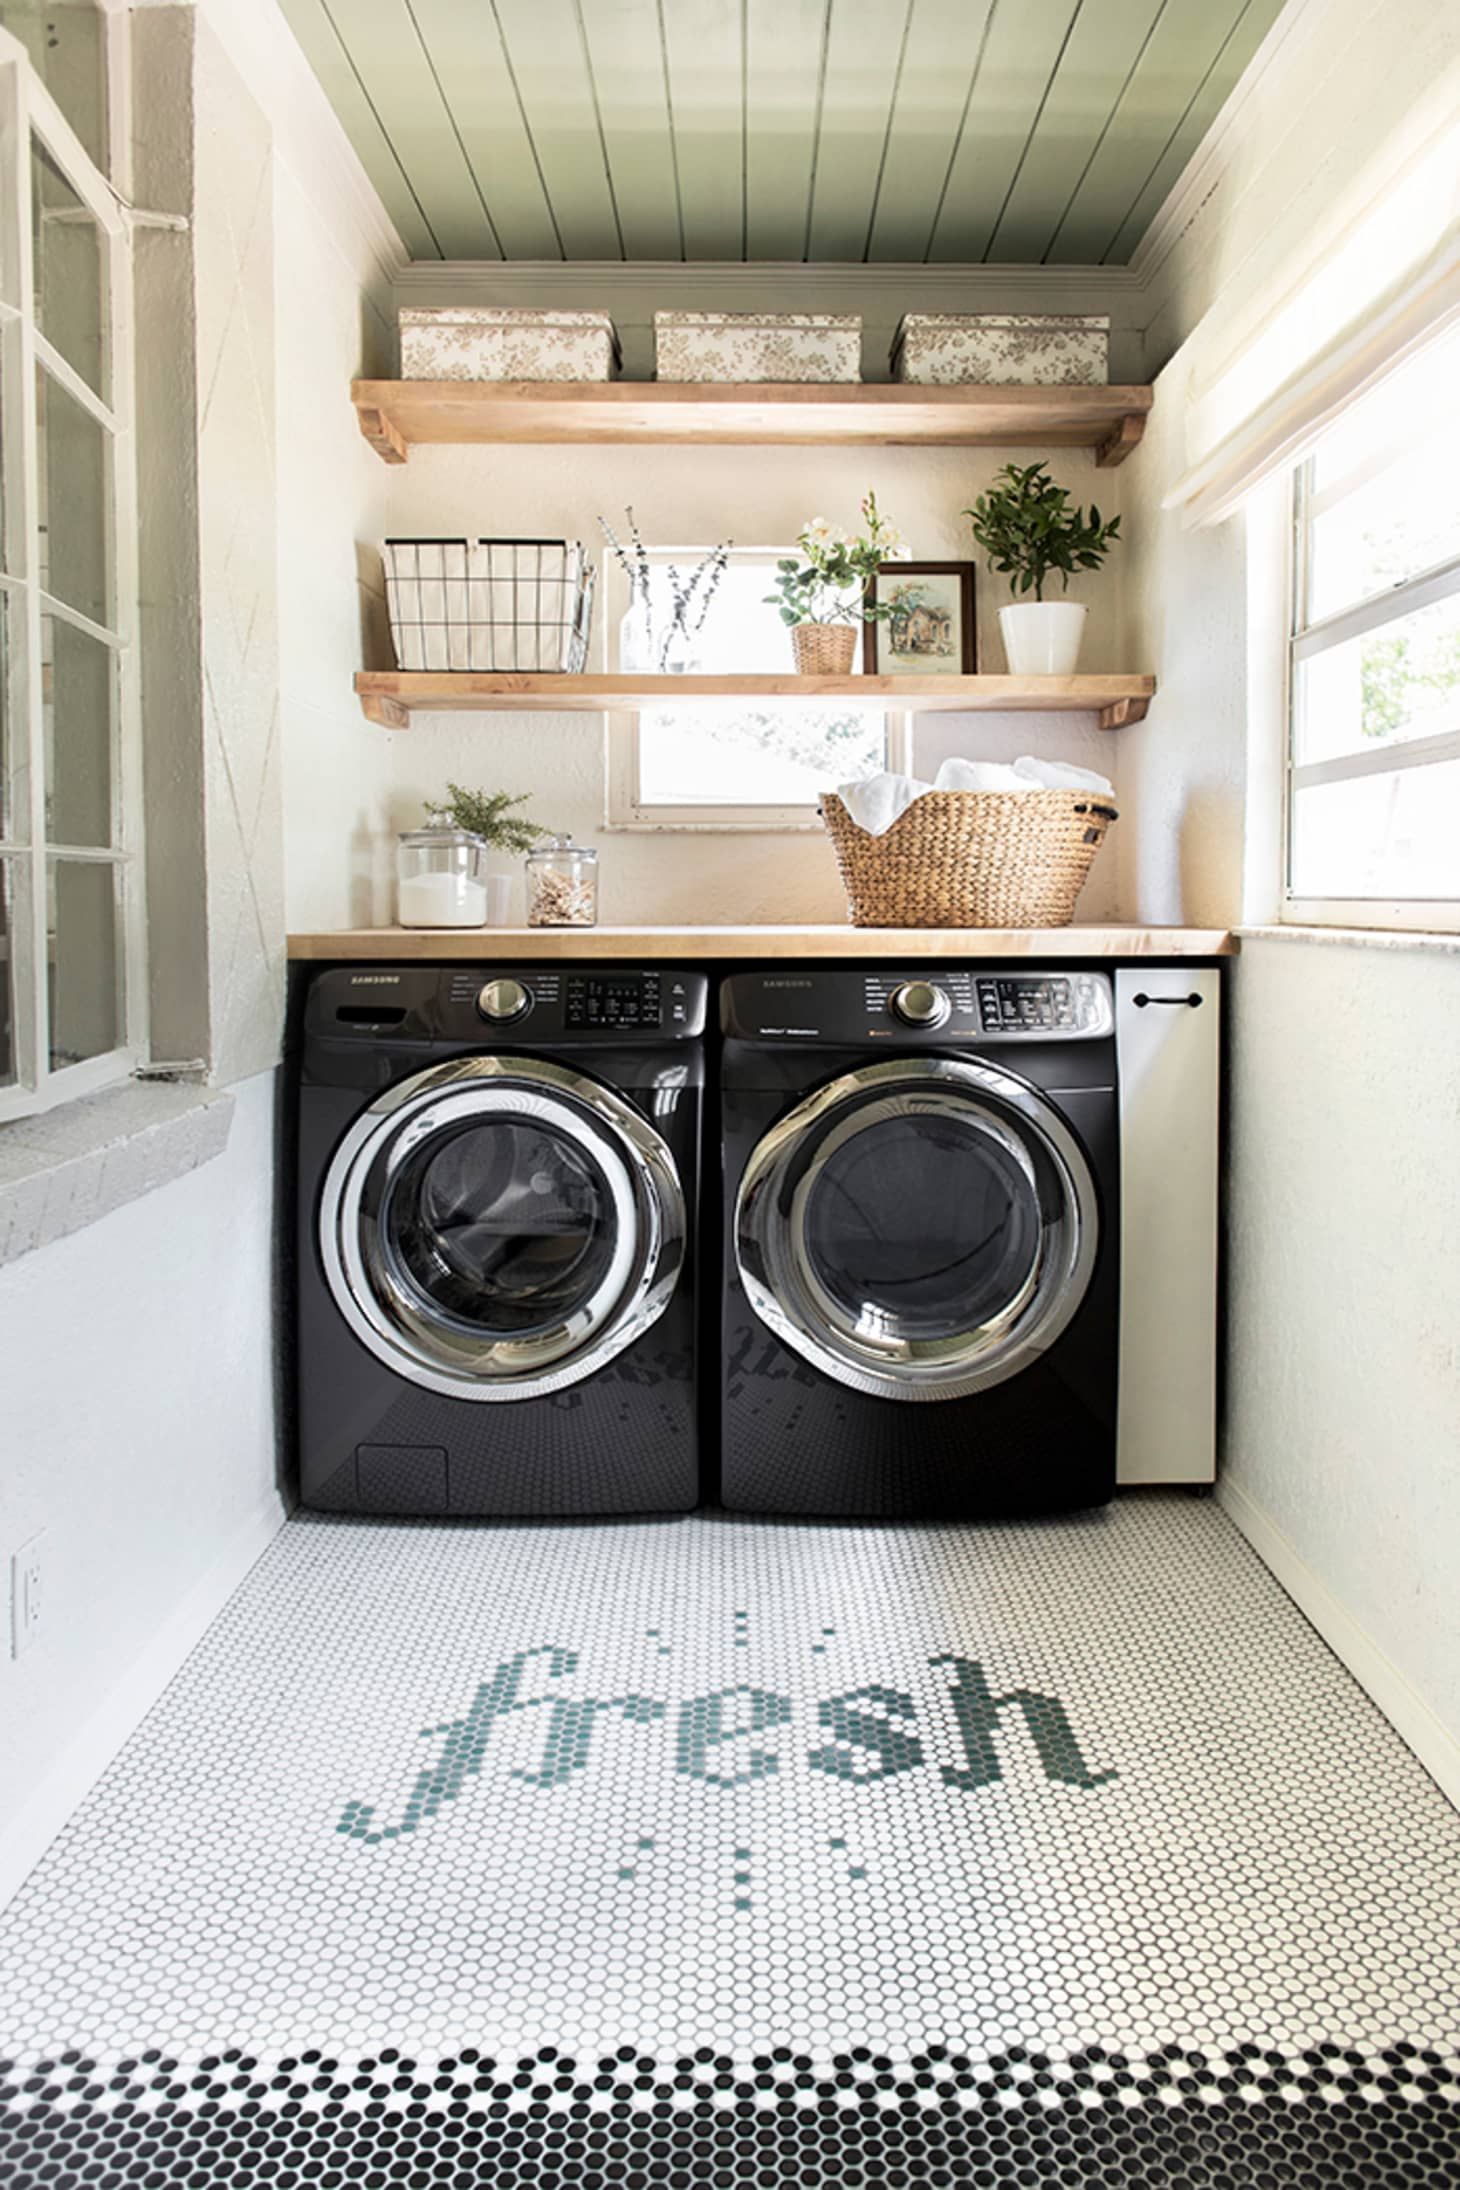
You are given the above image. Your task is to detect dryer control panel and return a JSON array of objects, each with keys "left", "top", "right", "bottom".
[{"left": 723, "top": 969, "right": 1114, "bottom": 1044}]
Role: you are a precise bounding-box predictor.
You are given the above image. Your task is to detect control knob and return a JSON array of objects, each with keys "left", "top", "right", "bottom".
[
  {"left": 889, "top": 980, "right": 950, "bottom": 1029},
  {"left": 477, "top": 976, "right": 530, "bottom": 1024}
]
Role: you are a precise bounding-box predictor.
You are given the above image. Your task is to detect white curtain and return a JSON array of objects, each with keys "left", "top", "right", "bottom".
[{"left": 1167, "top": 99, "right": 1460, "bottom": 527}]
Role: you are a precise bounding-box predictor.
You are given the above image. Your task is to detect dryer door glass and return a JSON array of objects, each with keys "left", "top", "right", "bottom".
[
  {"left": 736, "top": 1058, "right": 1098, "bottom": 1402},
  {"left": 320, "top": 1056, "right": 686, "bottom": 1402},
  {"left": 800, "top": 1107, "right": 1043, "bottom": 1348}
]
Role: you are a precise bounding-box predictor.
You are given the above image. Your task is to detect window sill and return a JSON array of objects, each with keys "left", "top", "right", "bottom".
[
  {"left": 0, "top": 1080, "right": 235, "bottom": 1268},
  {"left": 1236, "top": 924, "right": 1460, "bottom": 958}
]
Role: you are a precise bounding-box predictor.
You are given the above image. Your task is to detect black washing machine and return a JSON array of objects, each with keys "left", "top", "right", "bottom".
[
  {"left": 294, "top": 963, "right": 706, "bottom": 1516},
  {"left": 720, "top": 967, "right": 1118, "bottom": 1517}
]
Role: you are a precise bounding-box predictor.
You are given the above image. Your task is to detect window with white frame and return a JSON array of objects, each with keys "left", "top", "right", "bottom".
[
  {"left": 0, "top": 21, "right": 141, "bottom": 1119},
  {"left": 1287, "top": 319, "right": 1460, "bottom": 929},
  {"left": 606, "top": 548, "right": 902, "bottom": 830}
]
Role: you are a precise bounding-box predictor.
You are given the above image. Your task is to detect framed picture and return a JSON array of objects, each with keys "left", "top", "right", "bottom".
[{"left": 864, "top": 561, "right": 976, "bottom": 675}]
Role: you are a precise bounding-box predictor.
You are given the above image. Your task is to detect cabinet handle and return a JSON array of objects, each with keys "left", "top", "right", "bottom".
[{"left": 1132, "top": 992, "right": 1203, "bottom": 1009}]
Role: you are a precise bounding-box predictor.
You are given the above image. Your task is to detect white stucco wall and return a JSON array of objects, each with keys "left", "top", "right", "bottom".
[
  {"left": 1120, "top": 0, "right": 1460, "bottom": 1775},
  {"left": 0, "top": 1, "right": 408, "bottom": 1880},
  {"left": 1224, "top": 939, "right": 1460, "bottom": 1749},
  {"left": 0, "top": 1071, "right": 284, "bottom": 1850},
  {"left": 194, "top": 0, "right": 404, "bottom": 941}
]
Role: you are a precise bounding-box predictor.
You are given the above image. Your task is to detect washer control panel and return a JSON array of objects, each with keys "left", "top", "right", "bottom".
[
  {"left": 305, "top": 967, "right": 707, "bottom": 1044},
  {"left": 564, "top": 973, "right": 662, "bottom": 1030}
]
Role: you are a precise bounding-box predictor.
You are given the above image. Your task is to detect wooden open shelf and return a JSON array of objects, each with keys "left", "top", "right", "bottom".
[
  {"left": 355, "top": 671, "right": 1155, "bottom": 733},
  {"left": 353, "top": 379, "right": 1152, "bottom": 465}
]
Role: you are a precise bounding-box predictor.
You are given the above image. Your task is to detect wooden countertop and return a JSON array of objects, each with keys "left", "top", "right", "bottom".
[{"left": 288, "top": 925, "right": 1235, "bottom": 962}]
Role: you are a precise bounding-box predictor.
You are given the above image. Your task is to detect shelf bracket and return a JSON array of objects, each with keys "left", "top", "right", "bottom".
[
  {"left": 1097, "top": 696, "right": 1150, "bottom": 731},
  {"left": 360, "top": 691, "right": 410, "bottom": 729},
  {"left": 1095, "top": 412, "right": 1145, "bottom": 468},
  {"left": 357, "top": 403, "right": 408, "bottom": 466}
]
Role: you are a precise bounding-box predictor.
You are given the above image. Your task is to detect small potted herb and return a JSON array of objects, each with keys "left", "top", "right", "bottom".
[
  {"left": 964, "top": 461, "right": 1121, "bottom": 675},
  {"left": 422, "top": 783, "right": 548, "bottom": 853},
  {"left": 765, "top": 492, "right": 910, "bottom": 674}
]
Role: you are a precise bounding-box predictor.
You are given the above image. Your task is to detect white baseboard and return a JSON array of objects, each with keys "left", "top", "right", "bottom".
[
  {"left": 0, "top": 1496, "right": 288, "bottom": 1913},
  {"left": 1218, "top": 1477, "right": 1460, "bottom": 1812}
]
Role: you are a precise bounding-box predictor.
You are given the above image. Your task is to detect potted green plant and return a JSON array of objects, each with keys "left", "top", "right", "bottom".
[
  {"left": 964, "top": 461, "right": 1121, "bottom": 675},
  {"left": 765, "top": 491, "right": 910, "bottom": 674}
]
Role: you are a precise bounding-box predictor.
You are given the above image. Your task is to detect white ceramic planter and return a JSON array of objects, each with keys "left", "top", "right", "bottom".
[{"left": 999, "top": 601, "right": 1087, "bottom": 675}]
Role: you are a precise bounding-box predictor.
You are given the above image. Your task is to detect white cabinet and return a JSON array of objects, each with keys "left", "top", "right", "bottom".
[{"left": 1116, "top": 967, "right": 1221, "bottom": 1483}]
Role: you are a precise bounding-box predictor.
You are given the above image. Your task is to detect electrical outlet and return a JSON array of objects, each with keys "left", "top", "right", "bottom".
[{"left": 11, "top": 1533, "right": 44, "bottom": 1658}]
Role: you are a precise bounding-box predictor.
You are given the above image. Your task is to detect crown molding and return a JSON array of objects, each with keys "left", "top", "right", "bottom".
[{"left": 394, "top": 259, "right": 1148, "bottom": 316}]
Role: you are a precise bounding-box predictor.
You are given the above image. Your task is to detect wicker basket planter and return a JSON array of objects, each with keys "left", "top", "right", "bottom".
[
  {"left": 792, "top": 622, "right": 858, "bottom": 675},
  {"left": 820, "top": 788, "right": 1117, "bottom": 928}
]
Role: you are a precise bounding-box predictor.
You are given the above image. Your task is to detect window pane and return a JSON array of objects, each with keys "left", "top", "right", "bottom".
[
  {"left": 36, "top": 365, "right": 109, "bottom": 626},
  {"left": 47, "top": 855, "right": 120, "bottom": 1068},
  {"left": 1307, "top": 324, "right": 1460, "bottom": 624},
  {"left": 0, "top": 5, "right": 109, "bottom": 174},
  {"left": 32, "top": 135, "right": 106, "bottom": 399},
  {"left": 43, "top": 611, "right": 114, "bottom": 847},
  {"left": 0, "top": 590, "right": 16, "bottom": 842},
  {"left": 1294, "top": 590, "right": 1460, "bottom": 769},
  {"left": 638, "top": 704, "right": 886, "bottom": 807},
  {"left": 0, "top": 856, "right": 17, "bottom": 1088},
  {"left": 636, "top": 554, "right": 852, "bottom": 675},
  {"left": 1291, "top": 759, "right": 1460, "bottom": 900}
]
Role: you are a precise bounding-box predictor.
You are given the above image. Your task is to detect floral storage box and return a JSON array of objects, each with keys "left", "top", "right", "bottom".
[
  {"left": 890, "top": 313, "right": 1109, "bottom": 386},
  {"left": 398, "top": 307, "right": 621, "bottom": 382},
  {"left": 654, "top": 310, "right": 861, "bottom": 383}
]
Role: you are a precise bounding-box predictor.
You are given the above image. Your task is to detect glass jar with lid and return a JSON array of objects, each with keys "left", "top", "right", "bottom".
[
  {"left": 396, "top": 827, "right": 489, "bottom": 928},
  {"left": 525, "top": 834, "right": 599, "bottom": 927}
]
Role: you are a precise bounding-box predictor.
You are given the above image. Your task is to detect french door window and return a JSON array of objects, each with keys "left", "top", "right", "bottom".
[{"left": 0, "top": 25, "right": 142, "bottom": 1119}]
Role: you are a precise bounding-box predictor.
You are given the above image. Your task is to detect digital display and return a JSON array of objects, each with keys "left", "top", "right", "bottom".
[
  {"left": 976, "top": 977, "right": 1077, "bottom": 1032},
  {"left": 565, "top": 975, "right": 661, "bottom": 1030}
]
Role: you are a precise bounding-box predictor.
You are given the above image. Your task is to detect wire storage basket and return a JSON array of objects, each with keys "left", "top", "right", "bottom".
[
  {"left": 820, "top": 789, "right": 1117, "bottom": 928},
  {"left": 382, "top": 538, "right": 596, "bottom": 672}
]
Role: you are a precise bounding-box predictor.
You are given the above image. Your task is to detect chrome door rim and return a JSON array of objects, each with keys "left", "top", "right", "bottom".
[
  {"left": 320, "top": 1055, "right": 686, "bottom": 1401},
  {"left": 735, "top": 1056, "right": 1098, "bottom": 1402}
]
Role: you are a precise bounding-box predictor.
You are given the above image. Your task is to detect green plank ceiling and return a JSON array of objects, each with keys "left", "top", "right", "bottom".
[{"left": 280, "top": 0, "right": 1287, "bottom": 264}]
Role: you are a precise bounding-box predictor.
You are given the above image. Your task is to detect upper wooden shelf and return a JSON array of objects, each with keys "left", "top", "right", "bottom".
[
  {"left": 355, "top": 671, "right": 1155, "bottom": 733},
  {"left": 352, "top": 379, "right": 1152, "bottom": 465}
]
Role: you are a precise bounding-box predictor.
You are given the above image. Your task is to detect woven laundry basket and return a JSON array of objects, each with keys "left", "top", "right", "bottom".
[{"left": 820, "top": 788, "right": 1117, "bottom": 928}]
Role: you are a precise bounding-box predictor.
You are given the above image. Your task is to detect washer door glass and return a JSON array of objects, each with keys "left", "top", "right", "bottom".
[
  {"left": 377, "top": 1115, "right": 625, "bottom": 1338},
  {"left": 321, "top": 1057, "right": 686, "bottom": 1401},
  {"left": 736, "top": 1058, "right": 1097, "bottom": 1402}
]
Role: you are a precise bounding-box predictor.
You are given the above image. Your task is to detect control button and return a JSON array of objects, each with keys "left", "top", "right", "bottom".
[
  {"left": 477, "top": 976, "right": 530, "bottom": 1024},
  {"left": 889, "top": 980, "right": 951, "bottom": 1029}
]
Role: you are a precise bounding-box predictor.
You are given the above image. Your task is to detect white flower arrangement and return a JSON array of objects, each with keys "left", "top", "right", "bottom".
[{"left": 768, "top": 492, "right": 912, "bottom": 628}]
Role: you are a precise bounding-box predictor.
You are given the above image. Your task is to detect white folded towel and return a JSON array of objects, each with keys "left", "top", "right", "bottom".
[
  {"left": 832, "top": 771, "right": 928, "bottom": 835},
  {"left": 833, "top": 753, "right": 1114, "bottom": 835},
  {"left": 1012, "top": 754, "right": 1114, "bottom": 796},
  {"left": 933, "top": 757, "right": 1028, "bottom": 793}
]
